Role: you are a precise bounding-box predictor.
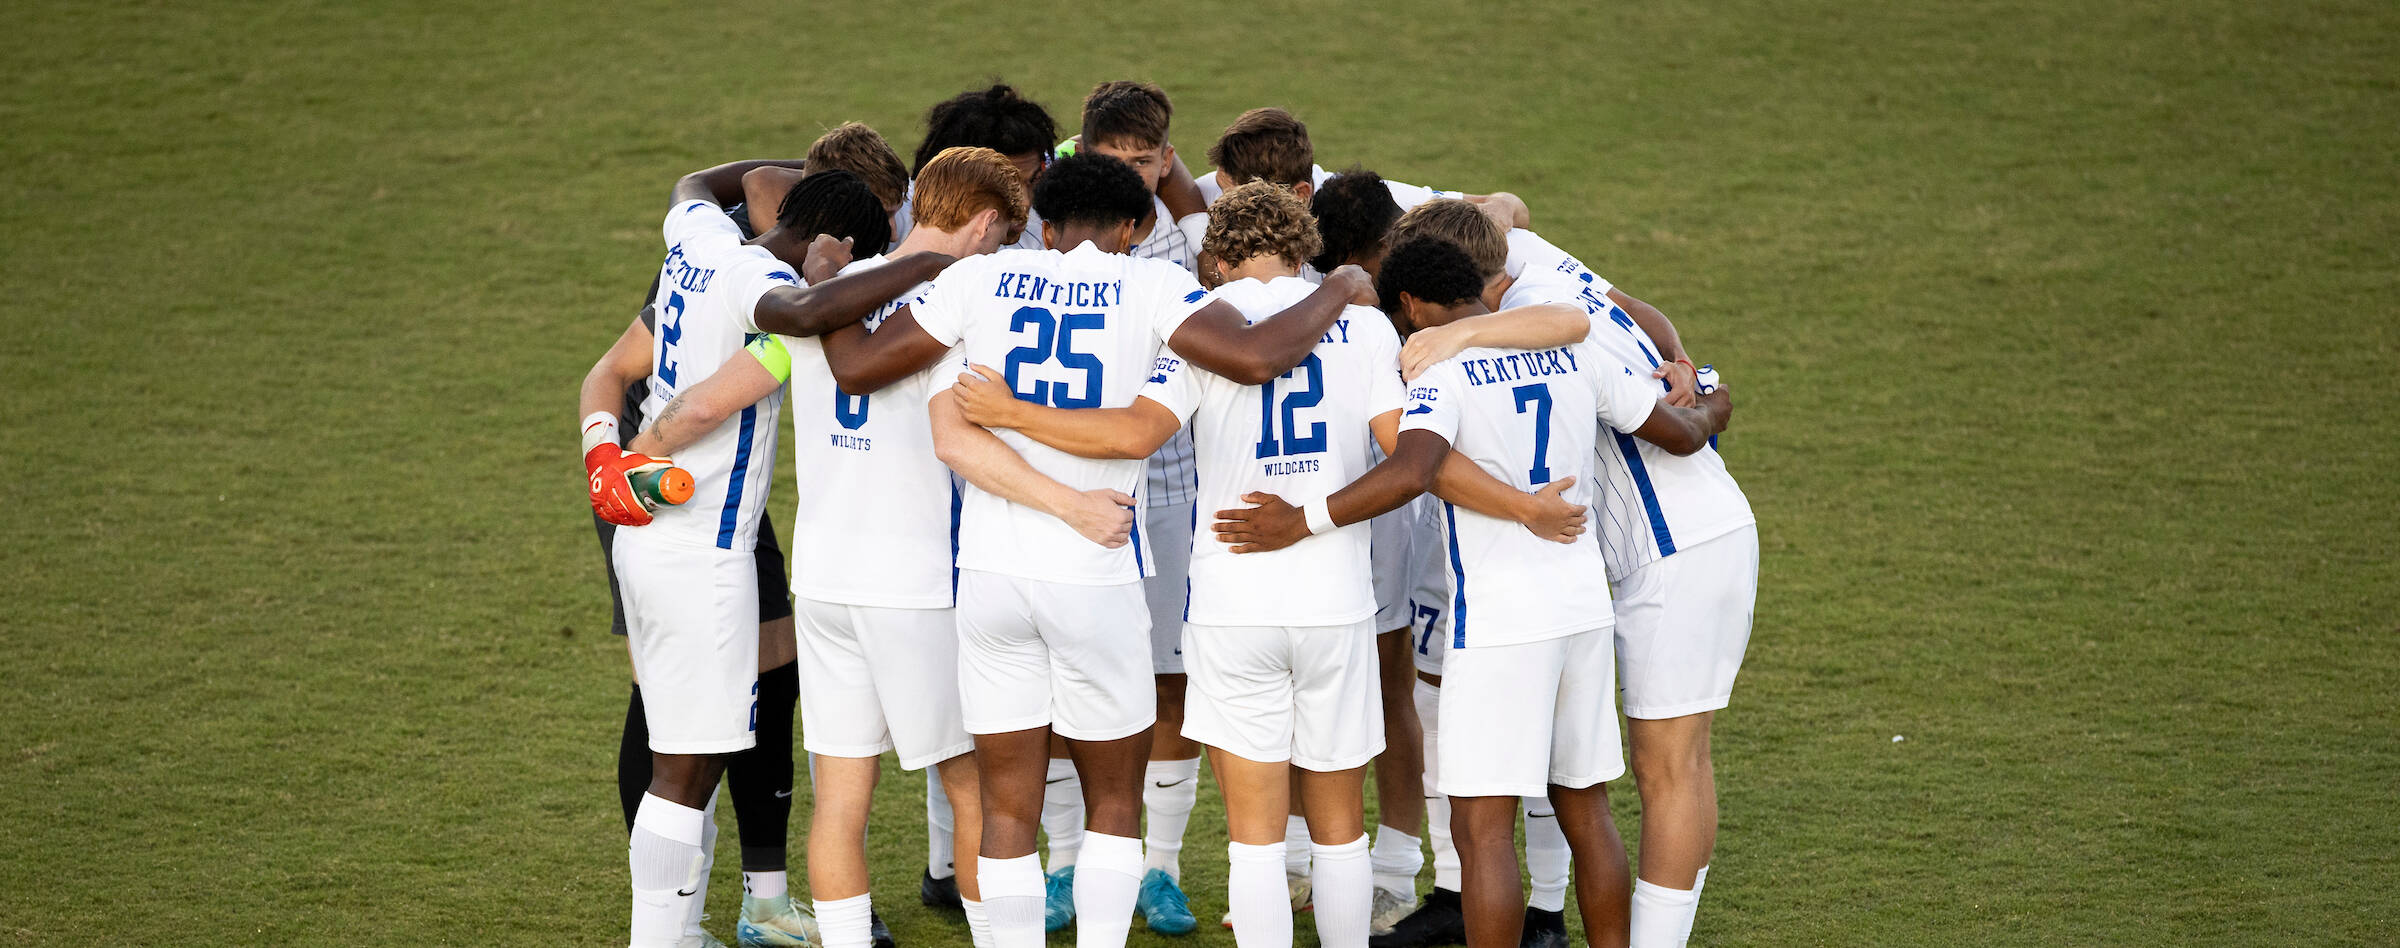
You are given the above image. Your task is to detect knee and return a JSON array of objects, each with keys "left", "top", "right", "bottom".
[{"left": 1630, "top": 739, "right": 1710, "bottom": 794}]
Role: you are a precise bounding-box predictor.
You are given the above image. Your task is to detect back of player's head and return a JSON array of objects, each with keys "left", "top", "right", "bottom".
[
  {"left": 1033, "top": 152, "right": 1153, "bottom": 229},
  {"left": 912, "top": 146, "right": 1031, "bottom": 233},
  {"left": 1388, "top": 198, "right": 1505, "bottom": 281},
  {"left": 1208, "top": 108, "right": 1313, "bottom": 188},
  {"left": 1204, "top": 181, "right": 1322, "bottom": 271},
  {"left": 1081, "top": 80, "right": 1173, "bottom": 150},
  {"left": 1310, "top": 167, "right": 1404, "bottom": 273},
  {"left": 777, "top": 168, "right": 892, "bottom": 252},
  {"left": 914, "top": 83, "right": 1058, "bottom": 174},
  {"left": 806, "top": 122, "right": 910, "bottom": 211},
  {"left": 1376, "top": 236, "right": 1486, "bottom": 319}
]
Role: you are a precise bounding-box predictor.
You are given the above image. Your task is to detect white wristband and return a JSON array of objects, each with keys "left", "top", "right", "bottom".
[
  {"left": 580, "top": 411, "right": 619, "bottom": 455},
  {"left": 1303, "top": 497, "right": 1338, "bottom": 536}
]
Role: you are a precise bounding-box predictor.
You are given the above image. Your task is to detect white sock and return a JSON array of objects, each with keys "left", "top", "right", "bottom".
[
  {"left": 743, "top": 869, "right": 788, "bottom": 901},
  {"left": 1416, "top": 680, "right": 1460, "bottom": 892},
  {"left": 685, "top": 793, "right": 720, "bottom": 934},
  {"left": 1227, "top": 841, "right": 1294, "bottom": 948},
  {"left": 1630, "top": 877, "right": 1702, "bottom": 948},
  {"left": 927, "top": 770, "right": 957, "bottom": 880},
  {"left": 1072, "top": 832, "right": 1143, "bottom": 948},
  {"left": 629, "top": 794, "right": 707, "bottom": 948},
  {"left": 1042, "top": 759, "right": 1085, "bottom": 872},
  {"left": 1283, "top": 815, "right": 1312, "bottom": 877},
  {"left": 963, "top": 897, "right": 995, "bottom": 948},
  {"left": 814, "top": 893, "right": 875, "bottom": 948},
  {"left": 1142, "top": 758, "right": 1202, "bottom": 880},
  {"left": 980, "top": 854, "right": 1046, "bottom": 948},
  {"left": 1310, "top": 835, "right": 1372, "bottom": 948},
  {"left": 1523, "top": 796, "right": 1569, "bottom": 912},
  {"left": 1688, "top": 866, "right": 1709, "bottom": 942},
  {"left": 1368, "top": 825, "right": 1423, "bottom": 899}
]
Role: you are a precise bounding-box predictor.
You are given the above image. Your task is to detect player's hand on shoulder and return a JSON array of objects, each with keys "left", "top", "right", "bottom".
[
  {"left": 1062, "top": 488, "right": 1136, "bottom": 549},
  {"left": 1653, "top": 360, "right": 1699, "bottom": 408},
  {"left": 586, "top": 444, "right": 671, "bottom": 527},
  {"left": 1214, "top": 492, "right": 1307, "bottom": 554},
  {"left": 1514, "top": 475, "right": 1587, "bottom": 544},
  {"left": 1325, "top": 264, "right": 1380, "bottom": 308},
  {"left": 952, "top": 363, "right": 1022, "bottom": 428},
  {"left": 1400, "top": 321, "right": 1474, "bottom": 381},
  {"left": 803, "top": 234, "right": 856, "bottom": 285}
]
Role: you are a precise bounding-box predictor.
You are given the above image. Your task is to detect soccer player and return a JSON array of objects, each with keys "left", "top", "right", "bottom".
[
  {"left": 621, "top": 147, "right": 1036, "bottom": 948},
  {"left": 584, "top": 164, "right": 960, "bottom": 948},
  {"left": 1041, "top": 79, "right": 1214, "bottom": 935},
  {"left": 947, "top": 182, "right": 1447, "bottom": 948},
  {"left": 737, "top": 122, "right": 916, "bottom": 250},
  {"left": 772, "top": 151, "right": 1377, "bottom": 948},
  {"left": 1399, "top": 222, "right": 1757, "bottom": 948},
  {"left": 1193, "top": 108, "right": 1529, "bottom": 234}
]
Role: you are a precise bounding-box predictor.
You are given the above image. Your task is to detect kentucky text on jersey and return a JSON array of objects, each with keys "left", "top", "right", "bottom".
[
  {"left": 1457, "top": 346, "right": 1582, "bottom": 386},
  {"left": 661, "top": 244, "right": 717, "bottom": 294},
  {"left": 993, "top": 272, "right": 1124, "bottom": 309}
]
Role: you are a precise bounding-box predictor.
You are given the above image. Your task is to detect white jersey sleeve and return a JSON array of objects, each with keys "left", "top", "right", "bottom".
[
  {"left": 1137, "top": 350, "right": 1206, "bottom": 424},
  {"left": 664, "top": 200, "right": 796, "bottom": 335}
]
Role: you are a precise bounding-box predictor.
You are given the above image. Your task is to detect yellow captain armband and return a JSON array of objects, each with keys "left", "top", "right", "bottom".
[{"left": 745, "top": 334, "right": 794, "bottom": 384}]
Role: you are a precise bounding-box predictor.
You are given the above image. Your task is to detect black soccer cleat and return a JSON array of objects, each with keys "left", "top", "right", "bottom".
[
  {"left": 921, "top": 866, "right": 963, "bottom": 911},
  {"left": 1369, "top": 887, "right": 1466, "bottom": 948},
  {"left": 1519, "top": 906, "right": 1568, "bottom": 948},
  {"left": 870, "top": 908, "right": 897, "bottom": 948}
]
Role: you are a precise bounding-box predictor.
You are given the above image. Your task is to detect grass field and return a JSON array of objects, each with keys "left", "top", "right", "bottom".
[{"left": 4, "top": 0, "right": 2396, "bottom": 945}]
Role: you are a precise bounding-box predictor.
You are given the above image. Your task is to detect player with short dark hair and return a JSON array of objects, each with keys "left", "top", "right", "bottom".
[{"left": 1309, "top": 169, "right": 1406, "bottom": 276}]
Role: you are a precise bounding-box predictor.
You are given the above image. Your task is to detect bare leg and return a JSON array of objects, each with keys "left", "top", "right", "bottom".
[
  {"left": 1449, "top": 794, "right": 1523, "bottom": 948},
  {"left": 1548, "top": 782, "right": 1633, "bottom": 948},
  {"left": 1371, "top": 630, "right": 1424, "bottom": 836},
  {"left": 807, "top": 754, "right": 880, "bottom": 899},
  {"left": 979, "top": 727, "right": 1053, "bottom": 858},
  {"left": 935, "top": 753, "right": 984, "bottom": 901},
  {"left": 1627, "top": 713, "right": 1716, "bottom": 889}
]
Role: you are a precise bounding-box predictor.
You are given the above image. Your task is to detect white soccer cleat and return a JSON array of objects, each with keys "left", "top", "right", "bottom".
[
  {"left": 735, "top": 892, "right": 820, "bottom": 946},
  {"left": 1369, "top": 886, "right": 1417, "bottom": 936}
]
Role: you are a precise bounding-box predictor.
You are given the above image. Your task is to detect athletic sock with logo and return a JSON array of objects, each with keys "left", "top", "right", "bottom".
[
  {"left": 1311, "top": 835, "right": 1373, "bottom": 948},
  {"left": 630, "top": 793, "right": 708, "bottom": 948},
  {"left": 1227, "top": 841, "right": 1293, "bottom": 948},
  {"left": 1041, "top": 758, "right": 1084, "bottom": 872},
  {"left": 728, "top": 659, "right": 798, "bottom": 873},
  {"left": 1072, "top": 832, "right": 1144, "bottom": 947},
  {"left": 980, "top": 854, "right": 1045, "bottom": 948},
  {"left": 814, "top": 892, "right": 874, "bottom": 948},
  {"left": 927, "top": 769, "right": 957, "bottom": 880},
  {"left": 1141, "top": 758, "right": 1201, "bottom": 879},
  {"left": 1523, "top": 796, "right": 1569, "bottom": 912},
  {"left": 1369, "top": 825, "right": 1423, "bottom": 899}
]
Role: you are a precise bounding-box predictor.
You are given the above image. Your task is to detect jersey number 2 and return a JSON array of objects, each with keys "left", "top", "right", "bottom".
[
  {"left": 1254, "top": 354, "right": 1327, "bottom": 458},
  {"left": 1002, "top": 305, "right": 1104, "bottom": 408}
]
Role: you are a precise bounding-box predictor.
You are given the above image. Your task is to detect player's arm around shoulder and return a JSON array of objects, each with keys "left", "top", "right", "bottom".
[
  {"left": 928, "top": 388, "right": 1135, "bottom": 549},
  {"left": 1169, "top": 265, "right": 1379, "bottom": 384},
  {"left": 950, "top": 361, "right": 1182, "bottom": 460},
  {"left": 626, "top": 337, "right": 789, "bottom": 458},
  {"left": 1399, "top": 301, "right": 1587, "bottom": 381},
  {"left": 751, "top": 249, "right": 957, "bottom": 338}
]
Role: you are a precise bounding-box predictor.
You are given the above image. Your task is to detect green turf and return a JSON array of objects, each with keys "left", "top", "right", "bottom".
[{"left": 3, "top": 0, "right": 2395, "bottom": 944}]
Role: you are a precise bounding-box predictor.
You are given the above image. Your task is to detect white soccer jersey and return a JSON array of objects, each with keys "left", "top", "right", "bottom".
[
  {"left": 1195, "top": 163, "right": 1456, "bottom": 211},
  {"left": 1398, "top": 340, "right": 1661, "bottom": 648},
  {"left": 1138, "top": 277, "right": 1405, "bottom": 627},
  {"left": 913, "top": 242, "right": 1216, "bottom": 585},
  {"left": 636, "top": 200, "right": 792, "bottom": 552},
  {"left": 1500, "top": 236, "right": 1757, "bottom": 581},
  {"left": 782, "top": 256, "right": 957, "bottom": 609},
  {"left": 1128, "top": 194, "right": 1203, "bottom": 507}
]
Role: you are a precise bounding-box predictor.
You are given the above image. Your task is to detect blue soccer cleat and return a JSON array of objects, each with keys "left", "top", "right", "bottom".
[
  {"left": 1044, "top": 865, "right": 1077, "bottom": 932},
  {"left": 1136, "top": 868, "right": 1197, "bottom": 935}
]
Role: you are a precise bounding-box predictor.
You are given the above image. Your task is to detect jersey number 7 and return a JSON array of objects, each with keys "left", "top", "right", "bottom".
[{"left": 1513, "top": 383, "right": 1553, "bottom": 484}]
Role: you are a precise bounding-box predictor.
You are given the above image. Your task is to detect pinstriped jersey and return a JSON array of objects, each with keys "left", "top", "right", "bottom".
[
  {"left": 1501, "top": 230, "right": 1755, "bottom": 581},
  {"left": 1127, "top": 194, "right": 1202, "bottom": 508},
  {"left": 633, "top": 200, "right": 791, "bottom": 553}
]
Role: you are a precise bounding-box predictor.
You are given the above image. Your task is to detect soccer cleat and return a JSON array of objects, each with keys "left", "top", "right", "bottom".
[
  {"left": 676, "top": 933, "right": 731, "bottom": 948},
  {"left": 1370, "top": 886, "right": 1419, "bottom": 936},
  {"left": 1221, "top": 870, "right": 1315, "bottom": 928},
  {"left": 920, "top": 867, "right": 963, "bottom": 911},
  {"left": 1135, "top": 868, "right": 1197, "bottom": 935},
  {"left": 869, "top": 909, "right": 895, "bottom": 948},
  {"left": 1368, "top": 887, "right": 1465, "bottom": 948},
  {"left": 1518, "top": 907, "right": 1567, "bottom": 948},
  {"left": 1044, "top": 866, "right": 1076, "bottom": 931},
  {"left": 736, "top": 892, "right": 819, "bottom": 947}
]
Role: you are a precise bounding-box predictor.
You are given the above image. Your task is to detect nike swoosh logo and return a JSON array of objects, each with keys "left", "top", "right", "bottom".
[
  {"left": 1046, "top": 776, "right": 1073, "bottom": 785},
  {"left": 677, "top": 887, "right": 697, "bottom": 896},
  {"left": 1152, "top": 778, "right": 1193, "bottom": 788},
  {"left": 774, "top": 789, "right": 793, "bottom": 798}
]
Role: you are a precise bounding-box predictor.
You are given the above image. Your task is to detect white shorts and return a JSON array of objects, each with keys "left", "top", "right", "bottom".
[
  {"left": 1141, "top": 500, "right": 1194, "bottom": 675},
  {"left": 1181, "top": 618, "right": 1385, "bottom": 771},
  {"left": 1615, "top": 525, "right": 1759, "bottom": 719},
  {"left": 1370, "top": 499, "right": 1417, "bottom": 632},
  {"left": 1407, "top": 501, "right": 1453, "bottom": 677},
  {"left": 792, "top": 595, "right": 974, "bottom": 770},
  {"left": 956, "top": 569, "right": 1156, "bottom": 741},
  {"left": 614, "top": 532, "right": 760, "bottom": 755},
  {"left": 1437, "top": 628, "right": 1623, "bottom": 797}
]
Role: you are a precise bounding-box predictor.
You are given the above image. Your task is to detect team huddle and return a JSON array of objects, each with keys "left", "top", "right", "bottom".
[{"left": 579, "top": 80, "right": 1757, "bottom": 948}]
